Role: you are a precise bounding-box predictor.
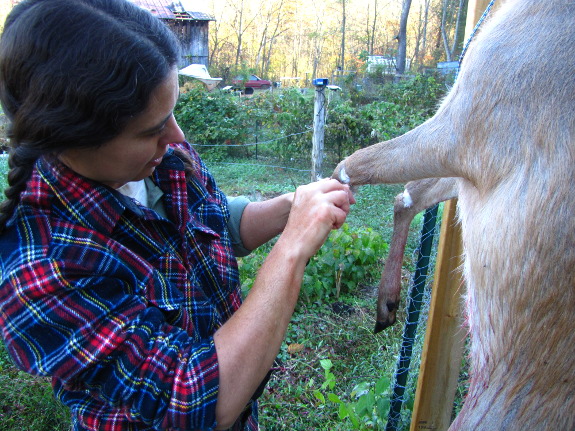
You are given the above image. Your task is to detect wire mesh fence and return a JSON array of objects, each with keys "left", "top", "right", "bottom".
[{"left": 386, "top": 206, "right": 440, "bottom": 431}]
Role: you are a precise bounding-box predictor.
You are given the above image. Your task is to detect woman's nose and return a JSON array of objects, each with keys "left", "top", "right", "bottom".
[{"left": 162, "top": 115, "right": 185, "bottom": 145}]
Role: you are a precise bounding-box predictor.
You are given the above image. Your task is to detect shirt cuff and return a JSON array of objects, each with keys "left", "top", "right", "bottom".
[{"left": 226, "top": 196, "right": 252, "bottom": 257}]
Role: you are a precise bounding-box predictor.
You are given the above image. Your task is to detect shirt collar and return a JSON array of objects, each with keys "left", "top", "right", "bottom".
[{"left": 34, "top": 150, "right": 189, "bottom": 236}]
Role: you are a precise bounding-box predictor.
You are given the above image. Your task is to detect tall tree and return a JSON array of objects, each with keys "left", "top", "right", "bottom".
[
  {"left": 339, "top": 0, "right": 347, "bottom": 72},
  {"left": 310, "top": 16, "right": 326, "bottom": 79},
  {"left": 228, "top": 0, "right": 260, "bottom": 67},
  {"left": 208, "top": 2, "right": 230, "bottom": 67},
  {"left": 441, "top": 0, "right": 468, "bottom": 61},
  {"left": 370, "top": 0, "right": 379, "bottom": 54},
  {"left": 396, "top": 0, "right": 412, "bottom": 75},
  {"left": 412, "top": 0, "right": 432, "bottom": 68},
  {"left": 366, "top": 0, "right": 380, "bottom": 55},
  {"left": 255, "top": 0, "right": 289, "bottom": 77}
]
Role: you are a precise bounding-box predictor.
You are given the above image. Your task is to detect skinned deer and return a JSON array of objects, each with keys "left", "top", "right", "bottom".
[
  {"left": 333, "top": 0, "right": 575, "bottom": 429},
  {"left": 374, "top": 178, "right": 457, "bottom": 333}
]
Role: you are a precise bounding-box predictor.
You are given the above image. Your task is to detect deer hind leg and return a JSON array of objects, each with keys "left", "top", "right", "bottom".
[{"left": 375, "top": 177, "right": 458, "bottom": 332}]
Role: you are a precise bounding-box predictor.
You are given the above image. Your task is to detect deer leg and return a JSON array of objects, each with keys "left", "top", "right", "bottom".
[
  {"left": 375, "top": 178, "right": 458, "bottom": 333},
  {"left": 332, "top": 111, "right": 460, "bottom": 188}
]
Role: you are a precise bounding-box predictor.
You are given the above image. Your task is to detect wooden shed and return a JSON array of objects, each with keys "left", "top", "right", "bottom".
[
  {"left": 130, "top": 0, "right": 214, "bottom": 67},
  {"left": 10, "top": 0, "right": 214, "bottom": 68}
]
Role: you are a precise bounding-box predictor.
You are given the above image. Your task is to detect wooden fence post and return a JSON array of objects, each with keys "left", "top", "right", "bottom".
[
  {"left": 311, "top": 80, "right": 327, "bottom": 181},
  {"left": 409, "top": 200, "right": 465, "bottom": 431}
]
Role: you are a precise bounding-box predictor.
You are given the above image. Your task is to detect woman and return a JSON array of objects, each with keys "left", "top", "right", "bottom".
[{"left": 0, "top": 1, "right": 353, "bottom": 430}]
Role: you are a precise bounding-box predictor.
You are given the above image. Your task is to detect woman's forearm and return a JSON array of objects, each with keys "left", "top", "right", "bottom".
[
  {"left": 213, "top": 236, "right": 305, "bottom": 429},
  {"left": 238, "top": 192, "right": 294, "bottom": 251}
]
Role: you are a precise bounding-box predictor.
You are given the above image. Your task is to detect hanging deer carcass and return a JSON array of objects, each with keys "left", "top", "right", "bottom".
[{"left": 333, "top": 0, "right": 575, "bottom": 429}]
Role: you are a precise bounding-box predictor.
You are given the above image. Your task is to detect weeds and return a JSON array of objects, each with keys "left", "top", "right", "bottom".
[{"left": 258, "top": 298, "right": 406, "bottom": 430}]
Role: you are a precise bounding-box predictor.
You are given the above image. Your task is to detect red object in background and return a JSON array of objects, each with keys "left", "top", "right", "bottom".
[{"left": 233, "top": 75, "right": 272, "bottom": 90}]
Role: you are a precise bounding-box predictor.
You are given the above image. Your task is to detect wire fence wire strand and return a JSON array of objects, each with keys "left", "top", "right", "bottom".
[
  {"left": 208, "top": 161, "right": 312, "bottom": 173},
  {"left": 190, "top": 129, "right": 312, "bottom": 147}
]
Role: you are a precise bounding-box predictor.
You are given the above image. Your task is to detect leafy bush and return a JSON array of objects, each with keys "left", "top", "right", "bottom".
[
  {"left": 175, "top": 88, "right": 253, "bottom": 160},
  {"left": 358, "top": 100, "right": 421, "bottom": 142},
  {"left": 240, "top": 224, "right": 388, "bottom": 304},
  {"left": 175, "top": 87, "right": 314, "bottom": 163},
  {"left": 323, "top": 74, "right": 446, "bottom": 162},
  {"left": 325, "top": 100, "right": 378, "bottom": 162},
  {"left": 302, "top": 224, "right": 388, "bottom": 302},
  {"left": 264, "top": 89, "right": 313, "bottom": 163},
  {"left": 377, "top": 74, "right": 446, "bottom": 118}
]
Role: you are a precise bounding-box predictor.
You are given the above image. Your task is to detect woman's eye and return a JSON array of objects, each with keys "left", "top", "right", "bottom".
[{"left": 148, "top": 126, "right": 165, "bottom": 137}]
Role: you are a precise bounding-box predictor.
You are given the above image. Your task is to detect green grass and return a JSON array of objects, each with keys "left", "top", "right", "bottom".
[
  {"left": 0, "top": 156, "right": 427, "bottom": 430},
  {"left": 0, "top": 154, "right": 7, "bottom": 193},
  {"left": 0, "top": 344, "right": 71, "bottom": 431}
]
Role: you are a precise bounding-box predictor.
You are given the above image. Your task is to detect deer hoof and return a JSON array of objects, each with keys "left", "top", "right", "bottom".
[
  {"left": 374, "top": 318, "right": 395, "bottom": 333},
  {"left": 374, "top": 301, "right": 399, "bottom": 333}
]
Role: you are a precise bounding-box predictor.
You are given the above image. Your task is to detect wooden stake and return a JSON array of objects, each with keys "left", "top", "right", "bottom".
[
  {"left": 409, "top": 199, "right": 466, "bottom": 431},
  {"left": 311, "top": 84, "right": 326, "bottom": 181}
]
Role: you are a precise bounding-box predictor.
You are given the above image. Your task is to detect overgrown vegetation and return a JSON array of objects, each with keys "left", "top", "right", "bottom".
[
  {"left": 175, "top": 74, "right": 447, "bottom": 166},
  {"left": 0, "top": 74, "right": 447, "bottom": 430}
]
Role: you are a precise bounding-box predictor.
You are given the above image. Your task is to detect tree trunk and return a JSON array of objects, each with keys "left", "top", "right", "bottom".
[
  {"left": 340, "top": 0, "right": 347, "bottom": 72},
  {"left": 367, "top": 3, "right": 371, "bottom": 54},
  {"left": 442, "top": 0, "right": 469, "bottom": 62},
  {"left": 311, "top": 17, "right": 324, "bottom": 80},
  {"left": 370, "top": 0, "right": 378, "bottom": 54},
  {"left": 396, "top": 0, "right": 412, "bottom": 76},
  {"left": 234, "top": 0, "right": 244, "bottom": 67},
  {"left": 452, "top": 0, "right": 469, "bottom": 58},
  {"left": 416, "top": 0, "right": 431, "bottom": 67},
  {"left": 441, "top": 0, "right": 452, "bottom": 61}
]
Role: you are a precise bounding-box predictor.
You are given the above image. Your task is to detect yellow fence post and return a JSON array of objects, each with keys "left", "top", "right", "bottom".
[{"left": 409, "top": 200, "right": 465, "bottom": 431}]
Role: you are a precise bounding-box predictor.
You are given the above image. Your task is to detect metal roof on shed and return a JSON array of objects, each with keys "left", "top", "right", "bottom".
[{"left": 129, "top": 0, "right": 214, "bottom": 20}]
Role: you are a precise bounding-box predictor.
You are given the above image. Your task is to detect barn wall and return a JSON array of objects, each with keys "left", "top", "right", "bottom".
[{"left": 167, "top": 20, "right": 210, "bottom": 67}]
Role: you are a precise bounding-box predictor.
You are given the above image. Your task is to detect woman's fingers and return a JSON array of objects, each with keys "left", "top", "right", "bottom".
[{"left": 281, "top": 179, "right": 355, "bottom": 259}]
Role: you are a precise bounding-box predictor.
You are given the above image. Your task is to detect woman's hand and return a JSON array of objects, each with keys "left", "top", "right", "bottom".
[
  {"left": 238, "top": 178, "right": 354, "bottom": 255},
  {"left": 279, "top": 178, "right": 355, "bottom": 260}
]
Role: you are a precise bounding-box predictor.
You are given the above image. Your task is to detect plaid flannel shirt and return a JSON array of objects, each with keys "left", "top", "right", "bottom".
[{"left": 0, "top": 142, "right": 258, "bottom": 430}]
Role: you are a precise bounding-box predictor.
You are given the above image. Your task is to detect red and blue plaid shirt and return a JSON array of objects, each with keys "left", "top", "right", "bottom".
[{"left": 0, "top": 142, "right": 258, "bottom": 430}]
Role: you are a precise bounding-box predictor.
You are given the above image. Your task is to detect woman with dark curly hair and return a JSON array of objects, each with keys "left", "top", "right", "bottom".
[{"left": 0, "top": 1, "right": 353, "bottom": 429}]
